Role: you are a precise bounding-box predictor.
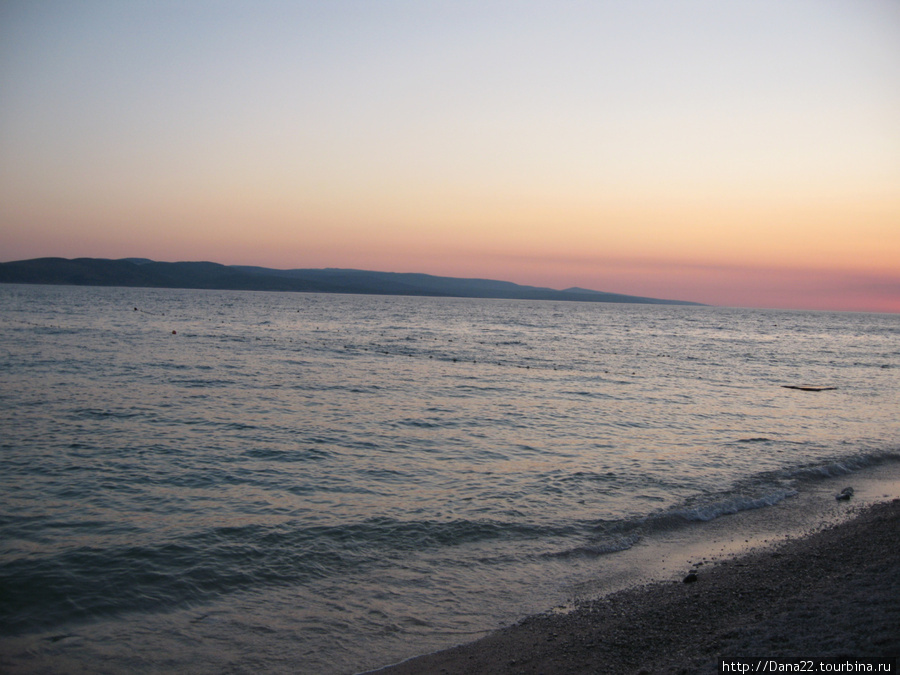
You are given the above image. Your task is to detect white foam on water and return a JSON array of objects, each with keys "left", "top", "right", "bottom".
[{"left": 559, "top": 458, "right": 900, "bottom": 606}]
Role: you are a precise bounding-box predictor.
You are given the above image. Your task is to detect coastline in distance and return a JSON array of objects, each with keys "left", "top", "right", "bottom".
[{"left": 0, "top": 257, "right": 702, "bottom": 305}]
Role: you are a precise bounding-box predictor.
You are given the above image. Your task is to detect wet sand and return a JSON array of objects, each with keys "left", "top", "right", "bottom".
[{"left": 369, "top": 498, "right": 900, "bottom": 674}]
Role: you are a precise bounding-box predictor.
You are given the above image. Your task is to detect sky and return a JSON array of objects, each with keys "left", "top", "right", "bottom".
[{"left": 1, "top": 1, "right": 898, "bottom": 312}]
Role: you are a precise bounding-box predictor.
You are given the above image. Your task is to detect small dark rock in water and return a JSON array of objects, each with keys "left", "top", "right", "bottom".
[
  {"left": 836, "top": 487, "right": 854, "bottom": 501},
  {"left": 683, "top": 573, "right": 698, "bottom": 583},
  {"left": 44, "top": 634, "right": 72, "bottom": 643}
]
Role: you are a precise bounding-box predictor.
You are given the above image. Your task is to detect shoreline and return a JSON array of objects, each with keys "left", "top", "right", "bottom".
[{"left": 367, "top": 497, "right": 900, "bottom": 674}]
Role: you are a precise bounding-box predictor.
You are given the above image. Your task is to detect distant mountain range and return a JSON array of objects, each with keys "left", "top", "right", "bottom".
[{"left": 0, "top": 257, "right": 702, "bottom": 305}]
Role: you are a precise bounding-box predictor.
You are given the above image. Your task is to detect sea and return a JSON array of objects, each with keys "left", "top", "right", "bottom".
[{"left": 1, "top": 284, "right": 898, "bottom": 674}]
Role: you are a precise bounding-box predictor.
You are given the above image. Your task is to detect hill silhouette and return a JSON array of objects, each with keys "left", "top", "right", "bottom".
[{"left": 0, "top": 257, "right": 701, "bottom": 305}]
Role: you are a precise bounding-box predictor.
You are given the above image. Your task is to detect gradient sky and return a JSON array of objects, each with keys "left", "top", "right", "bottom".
[{"left": 1, "top": 1, "right": 898, "bottom": 311}]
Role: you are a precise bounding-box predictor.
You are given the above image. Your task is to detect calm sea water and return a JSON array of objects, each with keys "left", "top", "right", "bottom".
[{"left": 1, "top": 284, "right": 898, "bottom": 673}]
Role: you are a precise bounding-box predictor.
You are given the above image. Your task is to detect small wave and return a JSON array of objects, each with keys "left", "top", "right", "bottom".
[
  {"left": 779, "top": 449, "right": 900, "bottom": 483},
  {"left": 395, "top": 419, "right": 441, "bottom": 429},
  {"left": 572, "top": 449, "right": 900, "bottom": 554},
  {"left": 0, "top": 516, "right": 569, "bottom": 635},
  {"left": 73, "top": 408, "right": 143, "bottom": 420},
  {"left": 557, "top": 471, "right": 618, "bottom": 484},
  {"left": 549, "top": 487, "right": 798, "bottom": 560},
  {"left": 642, "top": 449, "right": 900, "bottom": 530},
  {"left": 605, "top": 487, "right": 797, "bottom": 538},
  {"left": 547, "top": 533, "right": 641, "bottom": 558},
  {"left": 650, "top": 488, "right": 798, "bottom": 526},
  {"left": 331, "top": 517, "right": 570, "bottom": 551},
  {"left": 560, "top": 390, "right": 617, "bottom": 400},
  {"left": 169, "top": 378, "right": 237, "bottom": 388},
  {"left": 221, "top": 422, "right": 257, "bottom": 431},
  {"left": 736, "top": 437, "right": 772, "bottom": 443},
  {"left": 242, "top": 447, "right": 330, "bottom": 462}
]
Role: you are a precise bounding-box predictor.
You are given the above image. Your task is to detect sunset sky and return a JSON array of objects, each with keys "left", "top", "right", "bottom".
[{"left": 1, "top": 1, "right": 898, "bottom": 311}]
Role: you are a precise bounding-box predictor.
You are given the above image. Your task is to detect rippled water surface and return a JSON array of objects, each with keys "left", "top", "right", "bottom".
[{"left": 1, "top": 285, "right": 898, "bottom": 673}]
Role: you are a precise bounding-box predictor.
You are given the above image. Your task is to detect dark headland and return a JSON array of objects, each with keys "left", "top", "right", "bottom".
[
  {"left": 0, "top": 257, "right": 702, "bottom": 305},
  {"left": 369, "top": 499, "right": 900, "bottom": 675}
]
